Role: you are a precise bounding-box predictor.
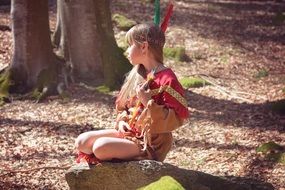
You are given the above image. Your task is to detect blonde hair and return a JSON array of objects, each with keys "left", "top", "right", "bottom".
[{"left": 116, "top": 24, "right": 166, "bottom": 108}]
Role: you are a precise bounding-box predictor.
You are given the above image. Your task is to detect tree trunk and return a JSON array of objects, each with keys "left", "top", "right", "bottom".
[
  {"left": 0, "top": 0, "right": 131, "bottom": 103},
  {"left": 94, "top": 0, "right": 131, "bottom": 89},
  {"left": 0, "top": 0, "right": 10, "bottom": 6},
  {"left": 0, "top": 0, "right": 57, "bottom": 94},
  {"left": 55, "top": 0, "right": 131, "bottom": 88},
  {"left": 52, "top": 1, "right": 61, "bottom": 48}
]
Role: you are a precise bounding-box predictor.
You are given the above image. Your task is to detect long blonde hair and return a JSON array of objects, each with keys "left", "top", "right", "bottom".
[{"left": 116, "top": 24, "right": 166, "bottom": 108}]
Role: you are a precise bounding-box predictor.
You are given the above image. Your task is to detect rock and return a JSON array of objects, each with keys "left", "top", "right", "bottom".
[
  {"left": 112, "top": 14, "right": 137, "bottom": 31},
  {"left": 65, "top": 160, "right": 251, "bottom": 190}
]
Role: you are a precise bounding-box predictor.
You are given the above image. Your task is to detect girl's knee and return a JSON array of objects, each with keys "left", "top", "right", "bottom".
[
  {"left": 74, "top": 133, "right": 89, "bottom": 150},
  {"left": 92, "top": 137, "right": 112, "bottom": 160}
]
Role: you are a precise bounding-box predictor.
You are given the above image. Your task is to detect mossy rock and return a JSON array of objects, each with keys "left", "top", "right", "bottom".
[
  {"left": 164, "top": 47, "right": 187, "bottom": 62},
  {"left": 257, "top": 141, "right": 285, "bottom": 165},
  {"left": 112, "top": 14, "right": 137, "bottom": 31},
  {"left": 256, "top": 141, "right": 283, "bottom": 154},
  {"left": 266, "top": 152, "right": 285, "bottom": 164},
  {"left": 179, "top": 77, "right": 210, "bottom": 89},
  {"left": 138, "top": 176, "right": 185, "bottom": 190}
]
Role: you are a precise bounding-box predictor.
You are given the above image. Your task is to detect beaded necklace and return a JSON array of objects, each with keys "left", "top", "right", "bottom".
[{"left": 128, "top": 65, "right": 161, "bottom": 133}]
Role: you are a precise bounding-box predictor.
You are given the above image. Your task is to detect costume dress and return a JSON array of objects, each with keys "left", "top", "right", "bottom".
[{"left": 116, "top": 68, "right": 189, "bottom": 161}]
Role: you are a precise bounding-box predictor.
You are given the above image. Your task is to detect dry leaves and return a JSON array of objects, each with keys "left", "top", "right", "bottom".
[{"left": 1, "top": 1, "right": 285, "bottom": 190}]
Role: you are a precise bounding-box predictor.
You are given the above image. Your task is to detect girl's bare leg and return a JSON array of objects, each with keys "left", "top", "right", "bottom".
[
  {"left": 92, "top": 137, "right": 141, "bottom": 160},
  {"left": 75, "top": 129, "right": 122, "bottom": 154}
]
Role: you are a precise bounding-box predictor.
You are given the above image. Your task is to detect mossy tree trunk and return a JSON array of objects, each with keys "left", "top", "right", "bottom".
[
  {"left": 0, "top": 0, "right": 58, "bottom": 98},
  {"left": 0, "top": 0, "right": 130, "bottom": 103},
  {"left": 94, "top": 0, "right": 131, "bottom": 89},
  {"left": 54, "top": 0, "right": 131, "bottom": 89}
]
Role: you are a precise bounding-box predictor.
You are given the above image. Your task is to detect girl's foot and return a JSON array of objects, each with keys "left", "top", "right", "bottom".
[{"left": 76, "top": 152, "right": 101, "bottom": 165}]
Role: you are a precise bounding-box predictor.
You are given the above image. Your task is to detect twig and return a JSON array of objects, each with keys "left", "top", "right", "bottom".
[
  {"left": 79, "top": 82, "right": 97, "bottom": 91},
  {"left": 188, "top": 73, "right": 254, "bottom": 102},
  {"left": 0, "top": 164, "right": 72, "bottom": 176},
  {"left": 187, "top": 73, "right": 266, "bottom": 102}
]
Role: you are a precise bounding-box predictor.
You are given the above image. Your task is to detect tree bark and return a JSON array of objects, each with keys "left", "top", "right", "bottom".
[
  {"left": 8, "top": 0, "right": 57, "bottom": 93},
  {"left": 94, "top": 0, "right": 131, "bottom": 89},
  {"left": 0, "top": 0, "right": 10, "bottom": 6},
  {"left": 56, "top": 0, "right": 103, "bottom": 81},
  {"left": 55, "top": 0, "right": 131, "bottom": 88},
  {"left": 1, "top": 0, "right": 131, "bottom": 102}
]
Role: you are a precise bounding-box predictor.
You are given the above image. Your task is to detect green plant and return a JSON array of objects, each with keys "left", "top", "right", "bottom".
[{"left": 179, "top": 77, "right": 210, "bottom": 88}]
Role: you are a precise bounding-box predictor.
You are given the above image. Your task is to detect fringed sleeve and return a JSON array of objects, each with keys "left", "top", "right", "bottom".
[{"left": 146, "top": 100, "right": 183, "bottom": 134}]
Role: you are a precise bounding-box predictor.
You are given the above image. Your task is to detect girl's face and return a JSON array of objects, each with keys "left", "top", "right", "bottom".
[{"left": 126, "top": 41, "right": 144, "bottom": 65}]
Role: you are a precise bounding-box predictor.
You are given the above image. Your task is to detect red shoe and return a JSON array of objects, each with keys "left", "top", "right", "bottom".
[{"left": 76, "top": 152, "right": 101, "bottom": 165}]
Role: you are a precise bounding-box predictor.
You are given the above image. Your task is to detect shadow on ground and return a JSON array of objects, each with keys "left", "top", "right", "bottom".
[{"left": 187, "top": 90, "right": 285, "bottom": 132}]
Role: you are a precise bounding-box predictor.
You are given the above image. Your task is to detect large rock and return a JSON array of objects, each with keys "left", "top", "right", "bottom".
[{"left": 65, "top": 160, "right": 251, "bottom": 190}]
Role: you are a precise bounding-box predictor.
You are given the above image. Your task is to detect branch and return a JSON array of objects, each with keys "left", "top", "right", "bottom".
[
  {"left": 188, "top": 73, "right": 267, "bottom": 102},
  {"left": 0, "top": 164, "right": 72, "bottom": 176}
]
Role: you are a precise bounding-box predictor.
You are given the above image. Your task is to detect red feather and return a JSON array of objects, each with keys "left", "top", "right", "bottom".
[{"left": 160, "top": 2, "right": 174, "bottom": 33}]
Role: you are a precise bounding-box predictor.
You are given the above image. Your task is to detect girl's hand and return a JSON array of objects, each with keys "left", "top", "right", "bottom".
[
  {"left": 136, "top": 81, "right": 152, "bottom": 106},
  {"left": 117, "top": 120, "right": 131, "bottom": 133}
]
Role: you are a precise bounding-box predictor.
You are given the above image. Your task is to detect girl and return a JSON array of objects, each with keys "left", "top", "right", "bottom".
[{"left": 75, "top": 23, "right": 189, "bottom": 164}]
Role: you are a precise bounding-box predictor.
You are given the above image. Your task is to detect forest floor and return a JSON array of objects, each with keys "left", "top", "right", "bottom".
[{"left": 0, "top": 0, "right": 285, "bottom": 189}]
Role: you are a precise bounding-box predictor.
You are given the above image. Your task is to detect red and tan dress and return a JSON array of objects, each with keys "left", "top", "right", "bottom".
[{"left": 116, "top": 68, "right": 189, "bottom": 162}]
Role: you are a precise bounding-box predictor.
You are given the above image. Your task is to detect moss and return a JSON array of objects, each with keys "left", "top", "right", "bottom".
[
  {"left": 179, "top": 77, "right": 210, "bottom": 89},
  {"left": 0, "top": 70, "right": 11, "bottom": 98},
  {"left": 31, "top": 88, "right": 43, "bottom": 100},
  {"left": 116, "top": 37, "right": 128, "bottom": 52},
  {"left": 37, "top": 67, "right": 57, "bottom": 90},
  {"left": 266, "top": 152, "right": 285, "bottom": 164},
  {"left": 256, "top": 141, "right": 283, "bottom": 154},
  {"left": 138, "top": 176, "right": 185, "bottom": 190},
  {"left": 112, "top": 14, "right": 137, "bottom": 31},
  {"left": 164, "top": 47, "right": 187, "bottom": 62},
  {"left": 254, "top": 69, "right": 268, "bottom": 79},
  {"left": 95, "top": 85, "right": 111, "bottom": 94},
  {"left": 257, "top": 141, "right": 285, "bottom": 165},
  {"left": 33, "top": 66, "right": 58, "bottom": 102}
]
